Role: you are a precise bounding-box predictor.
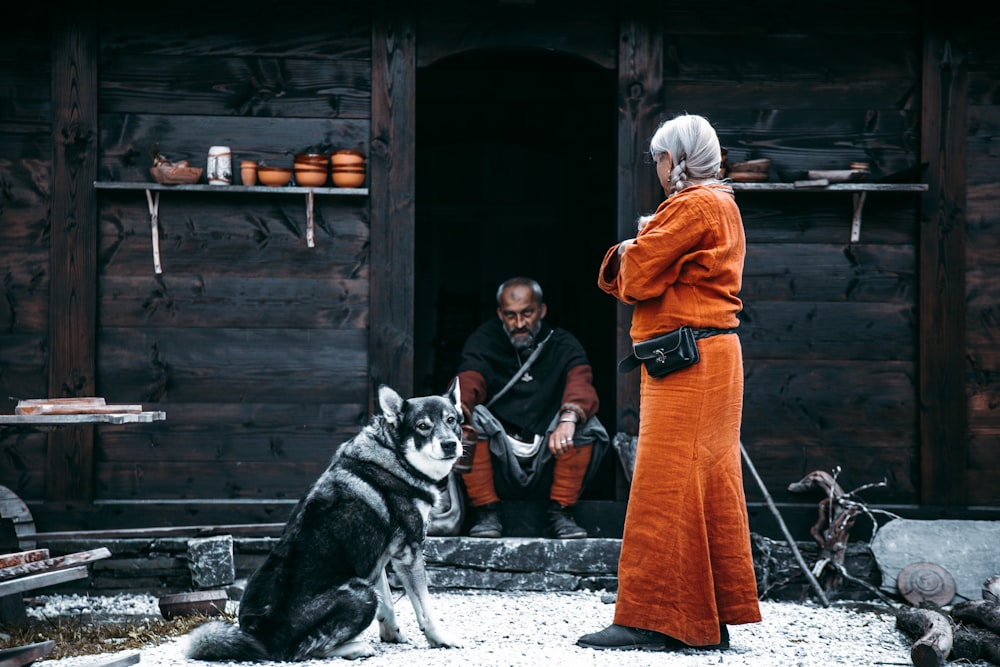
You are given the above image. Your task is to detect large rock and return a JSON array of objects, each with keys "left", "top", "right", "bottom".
[
  {"left": 869, "top": 519, "right": 1000, "bottom": 602},
  {"left": 187, "top": 535, "right": 235, "bottom": 589}
]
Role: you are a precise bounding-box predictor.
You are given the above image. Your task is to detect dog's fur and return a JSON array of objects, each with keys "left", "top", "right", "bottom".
[{"left": 185, "top": 381, "right": 464, "bottom": 661}]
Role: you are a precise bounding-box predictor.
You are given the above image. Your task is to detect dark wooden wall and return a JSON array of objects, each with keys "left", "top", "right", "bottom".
[
  {"left": 658, "top": 4, "right": 925, "bottom": 503},
  {"left": 963, "top": 22, "right": 1000, "bottom": 507},
  {"left": 1, "top": 0, "right": 997, "bottom": 534}
]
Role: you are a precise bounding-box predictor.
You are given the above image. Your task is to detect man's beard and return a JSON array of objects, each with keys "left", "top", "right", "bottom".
[{"left": 506, "top": 321, "right": 541, "bottom": 352}]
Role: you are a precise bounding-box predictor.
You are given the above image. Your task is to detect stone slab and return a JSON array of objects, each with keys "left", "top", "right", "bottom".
[
  {"left": 869, "top": 518, "right": 1000, "bottom": 602},
  {"left": 187, "top": 534, "right": 235, "bottom": 588}
]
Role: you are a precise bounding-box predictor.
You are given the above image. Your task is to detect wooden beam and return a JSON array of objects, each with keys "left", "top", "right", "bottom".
[
  {"left": 615, "top": 1, "right": 663, "bottom": 436},
  {"left": 47, "top": 3, "right": 98, "bottom": 501},
  {"left": 370, "top": 0, "right": 417, "bottom": 401},
  {"left": 918, "top": 4, "right": 968, "bottom": 504}
]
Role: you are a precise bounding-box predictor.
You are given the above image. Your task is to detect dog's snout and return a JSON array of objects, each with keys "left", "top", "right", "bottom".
[{"left": 442, "top": 438, "right": 459, "bottom": 458}]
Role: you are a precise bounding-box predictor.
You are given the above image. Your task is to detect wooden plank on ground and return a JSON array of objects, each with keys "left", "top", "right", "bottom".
[
  {"left": 0, "top": 547, "right": 110, "bottom": 581},
  {"left": 78, "top": 653, "right": 141, "bottom": 667},
  {"left": 0, "top": 639, "right": 55, "bottom": 667},
  {"left": 0, "top": 550, "right": 49, "bottom": 569},
  {"left": 0, "top": 565, "right": 90, "bottom": 597}
]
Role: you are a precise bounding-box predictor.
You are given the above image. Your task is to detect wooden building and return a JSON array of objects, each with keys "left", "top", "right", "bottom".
[{"left": 0, "top": 1, "right": 996, "bottom": 537}]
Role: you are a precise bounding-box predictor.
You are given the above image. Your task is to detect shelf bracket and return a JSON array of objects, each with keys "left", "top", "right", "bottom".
[
  {"left": 144, "top": 189, "right": 163, "bottom": 274},
  {"left": 305, "top": 192, "right": 315, "bottom": 248},
  {"left": 850, "top": 191, "right": 867, "bottom": 243}
]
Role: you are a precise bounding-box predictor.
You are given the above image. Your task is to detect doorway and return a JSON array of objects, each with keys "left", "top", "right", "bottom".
[{"left": 414, "top": 50, "right": 619, "bottom": 499}]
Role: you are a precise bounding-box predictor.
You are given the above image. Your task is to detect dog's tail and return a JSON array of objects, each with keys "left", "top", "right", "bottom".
[{"left": 184, "top": 620, "right": 270, "bottom": 662}]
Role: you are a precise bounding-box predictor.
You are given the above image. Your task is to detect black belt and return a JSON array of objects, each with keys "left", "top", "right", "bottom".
[{"left": 692, "top": 327, "right": 738, "bottom": 339}]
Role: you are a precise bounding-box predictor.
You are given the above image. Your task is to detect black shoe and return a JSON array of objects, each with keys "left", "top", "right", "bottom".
[
  {"left": 468, "top": 504, "right": 502, "bottom": 538},
  {"left": 704, "top": 624, "right": 729, "bottom": 650},
  {"left": 577, "top": 624, "right": 668, "bottom": 651},
  {"left": 547, "top": 502, "right": 587, "bottom": 539}
]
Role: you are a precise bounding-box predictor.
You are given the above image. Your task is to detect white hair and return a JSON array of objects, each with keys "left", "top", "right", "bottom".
[{"left": 649, "top": 113, "right": 724, "bottom": 196}]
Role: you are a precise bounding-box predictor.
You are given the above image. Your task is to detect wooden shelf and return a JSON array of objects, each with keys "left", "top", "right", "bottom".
[
  {"left": 94, "top": 181, "right": 369, "bottom": 273},
  {"left": 94, "top": 181, "right": 368, "bottom": 196},
  {"left": 729, "top": 182, "right": 928, "bottom": 242}
]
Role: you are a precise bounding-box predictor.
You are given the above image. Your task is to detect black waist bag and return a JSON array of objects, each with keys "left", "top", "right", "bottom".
[{"left": 618, "top": 326, "right": 700, "bottom": 377}]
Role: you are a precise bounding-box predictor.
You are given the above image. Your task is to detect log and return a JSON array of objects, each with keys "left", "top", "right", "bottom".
[
  {"left": 950, "top": 624, "right": 1000, "bottom": 666},
  {"left": 896, "top": 606, "right": 954, "bottom": 667},
  {"left": 951, "top": 599, "right": 1000, "bottom": 635},
  {"left": 984, "top": 575, "right": 1000, "bottom": 603}
]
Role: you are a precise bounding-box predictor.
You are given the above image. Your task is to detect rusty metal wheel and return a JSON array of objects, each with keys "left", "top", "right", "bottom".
[{"left": 897, "top": 561, "right": 956, "bottom": 607}]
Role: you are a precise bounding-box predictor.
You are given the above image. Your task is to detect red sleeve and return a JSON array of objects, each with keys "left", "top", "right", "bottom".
[
  {"left": 456, "top": 369, "right": 487, "bottom": 422},
  {"left": 560, "top": 364, "right": 599, "bottom": 422}
]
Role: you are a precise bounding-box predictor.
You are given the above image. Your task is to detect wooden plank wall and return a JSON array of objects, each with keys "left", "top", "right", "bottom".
[
  {"left": 963, "top": 25, "right": 1000, "bottom": 507},
  {"left": 655, "top": 2, "right": 925, "bottom": 503},
  {"left": 1, "top": 1, "right": 997, "bottom": 531},
  {"left": 0, "top": 6, "right": 52, "bottom": 499},
  {"left": 88, "top": 5, "right": 374, "bottom": 519},
  {"left": 1, "top": 4, "right": 377, "bottom": 528}
]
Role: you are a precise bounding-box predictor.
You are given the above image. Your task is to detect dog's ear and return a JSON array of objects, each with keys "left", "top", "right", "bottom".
[
  {"left": 376, "top": 384, "right": 404, "bottom": 425},
  {"left": 445, "top": 376, "right": 461, "bottom": 414}
]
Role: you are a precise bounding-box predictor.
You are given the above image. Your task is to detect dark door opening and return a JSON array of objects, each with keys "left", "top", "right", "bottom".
[{"left": 415, "top": 50, "right": 619, "bottom": 499}]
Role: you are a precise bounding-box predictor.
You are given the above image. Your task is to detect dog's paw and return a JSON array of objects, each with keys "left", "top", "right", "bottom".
[
  {"left": 425, "top": 629, "right": 461, "bottom": 649},
  {"left": 323, "top": 640, "right": 377, "bottom": 660},
  {"left": 378, "top": 621, "right": 409, "bottom": 644}
]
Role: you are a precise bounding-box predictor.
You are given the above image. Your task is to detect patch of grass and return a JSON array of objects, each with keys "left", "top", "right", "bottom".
[{"left": 0, "top": 610, "right": 235, "bottom": 660}]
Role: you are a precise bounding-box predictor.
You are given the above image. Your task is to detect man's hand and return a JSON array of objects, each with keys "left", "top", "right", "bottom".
[{"left": 549, "top": 421, "right": 576, "bottom": 457}]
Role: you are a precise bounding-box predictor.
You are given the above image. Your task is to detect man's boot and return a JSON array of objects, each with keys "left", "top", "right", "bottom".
[
  {"left": 547, "top": 501, "right": 587, "bottom": 539},
  {"left": 469, "top": 503, "right": 503, "bottom": 538}
]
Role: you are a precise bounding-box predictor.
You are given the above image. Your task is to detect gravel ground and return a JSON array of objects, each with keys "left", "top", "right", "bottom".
[{"left": 21, "top": 590, "right": 993, "bottom": 667}]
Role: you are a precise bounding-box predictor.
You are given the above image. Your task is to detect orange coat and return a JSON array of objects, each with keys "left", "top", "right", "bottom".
[{"left": 598, "top": 184, "right": 761, "bottom": 646}]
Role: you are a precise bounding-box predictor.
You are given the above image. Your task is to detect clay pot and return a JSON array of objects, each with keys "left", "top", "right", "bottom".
[{"left": 240, "top": 160, "right": 258, "bottom": 186}]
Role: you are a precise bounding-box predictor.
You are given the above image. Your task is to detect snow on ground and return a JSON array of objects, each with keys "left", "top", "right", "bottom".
[{"left": 22, "top": 589, "right": 992, "bottom": 667}]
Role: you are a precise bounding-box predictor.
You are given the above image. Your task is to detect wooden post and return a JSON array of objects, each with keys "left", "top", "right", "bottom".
[
  {"left": 918, "top": 3, "right": 968, "bottom": 504},
  {"left": 615, "top": 1, "right": 663, "bottom": 438},
  {"left": 370, "top": 0, "right": 417, "bottom": 403},
  {"left": 48, "top": 3, "right": 98, "bottom": 501}
]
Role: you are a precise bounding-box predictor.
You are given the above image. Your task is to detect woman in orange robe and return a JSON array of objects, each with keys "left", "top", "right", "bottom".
[{"left": 578, "top": 113, "right": 761, "bottom": 651}]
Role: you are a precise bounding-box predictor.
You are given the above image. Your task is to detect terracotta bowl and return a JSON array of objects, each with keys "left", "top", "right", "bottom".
[
  {"left": 294, "top": 165, "right": 328, "bottom": 187},
  {"left": 257, "top": 166, "right": 293, "bottom": 187},
  {"left": 331, "top": 150, "right": 365, "bottom": 168},
  {"left": 332, "top": 168, "right": 365, "bottom": 188},
  {"left": 294, "top": 153, "right": 328, "bottom": 166}
]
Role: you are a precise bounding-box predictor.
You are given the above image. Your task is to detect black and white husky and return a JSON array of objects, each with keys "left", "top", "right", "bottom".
[{"left": 185, "top": 381, "right": 464, "bottom": 661}]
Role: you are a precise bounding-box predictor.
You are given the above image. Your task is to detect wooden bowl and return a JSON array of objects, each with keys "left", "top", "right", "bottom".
[
  {"left": 257, "top": 166, "right": 293, "bottom": 187},
  {"left": 728, "top": 158, "right": 770, "bottom": 173},
  {"left": 727, "top": 171, "right": 768, "bottom": 182},
  {"left": 158, "top": 590, "right": 229, "bottom": 620},
  {"left": 150, "top": 166, "right": 203, "bottom": 185}
]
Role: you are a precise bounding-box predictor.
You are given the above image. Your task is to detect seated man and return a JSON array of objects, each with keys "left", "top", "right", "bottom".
[{"left": 455, "top": 276, "right": 609, "bottom": 539}]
